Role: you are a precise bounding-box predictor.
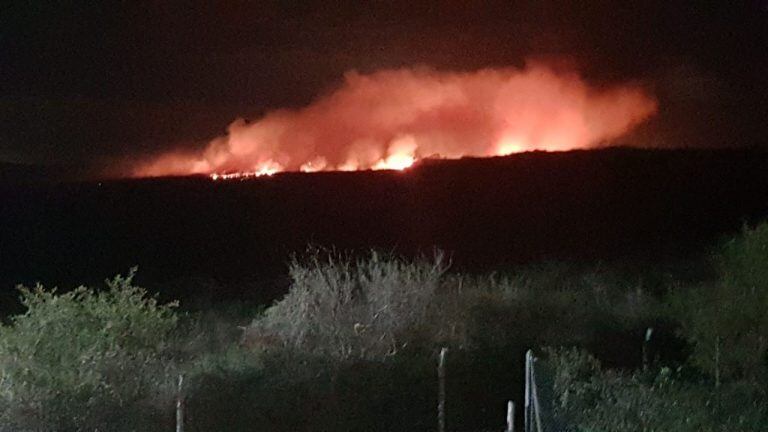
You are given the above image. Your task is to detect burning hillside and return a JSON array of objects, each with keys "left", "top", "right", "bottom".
[{"left": 133, "top": 62, "right": 657, "bottom": 179}]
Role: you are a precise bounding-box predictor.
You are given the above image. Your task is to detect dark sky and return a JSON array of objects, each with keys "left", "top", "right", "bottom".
[{"left": 2, "top": 1, "right": 767, "bottom": 168}]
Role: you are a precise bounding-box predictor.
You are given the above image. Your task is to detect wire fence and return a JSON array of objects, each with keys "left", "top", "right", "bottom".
[
  {"left": 524, "top": 349, "right": 573, "bottom": 432},
  {"left": 171, "top": 348, "right": 571, "bottom": 432}
]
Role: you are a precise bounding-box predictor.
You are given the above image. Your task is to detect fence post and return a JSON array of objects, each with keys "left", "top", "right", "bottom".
[
  {"left": 176, "top": 374, "right": 185, "bottom": 432},
  {"left": 506, "top": 400, "right": 515, "bottom": 432},
  {"left": 438, "top": 347, "right": 448, "bottom": 432},
  {"left": 643, "top": 327, "right": 653, "bottom": 371},
  {"left": 524, "top": 350, "right": 531, "bottom": 432}
]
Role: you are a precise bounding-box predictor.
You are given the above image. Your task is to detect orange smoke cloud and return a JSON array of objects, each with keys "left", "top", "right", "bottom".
[{"left": 133, "top": 62, "right": 657, "bottom": 178}]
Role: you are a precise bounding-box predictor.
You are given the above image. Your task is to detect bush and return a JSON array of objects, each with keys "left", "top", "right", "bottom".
[
  {"left": 0, "top": 269, "right": 179, "bottom": 431},
  {"left": 248, "top": 250, "right": 448, "bottom": 361},
  {"left": 548, "top": 348, "right": 768, "bottom": 432},
  {"left": 670, "top": 222, "right": 768, "bottom": 384},
  {"left": 465, "top": 265, "right": 661, "bottom": 368}
]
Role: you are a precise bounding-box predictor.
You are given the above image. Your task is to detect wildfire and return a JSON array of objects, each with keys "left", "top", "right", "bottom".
[
  {"left": 210, "top": 171, "right": 273, "bottom": 181},
  {"left": 210, "top": 160, "right": 283, "bottom": 180},
  {"left": 496, "top": 135, "right": 526, "bottom": 156},
  {"left": 373, "top": 153, "right": 415, "bottom": 171},
  {"left": 371, "top": 134, "right": 418, "bottom": 171},
  {"left": 133, "top": 62, "right": 657, "bottom": 179}
]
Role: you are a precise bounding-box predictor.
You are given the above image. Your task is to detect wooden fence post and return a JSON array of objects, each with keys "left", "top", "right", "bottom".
[
  {"left": 524, "top": 350, "right": 531, "bottom": 432},
  {"left": 507, "top": 400, "right": 515, "bottom": 432},
  {"left": 438, "top": 347, "right": 448, "bottom": 432},
  {"left": 176, "top": 374, "right": 185, "bottom": 432},
  {"left": 643, "top": 327, "right": 653, "bottom": 371}
]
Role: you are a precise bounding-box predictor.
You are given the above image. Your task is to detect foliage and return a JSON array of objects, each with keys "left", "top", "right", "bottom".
[
  {"left": 466, "top": 265, "right": 662, "bottom": 367},
  {"left": 249, "top": 249, "right": 448, "bottom": 360},
  {"left": 670, "top": 222, "right": 768, "bottom": 384},
  {"left": 548, "top": 347, "right": 768, "bottom": 432},
  {"left": 250, "top": 252, "right": 661, "bottom": 365},
  {"left": 0, "top": 219, "right": 766, "bottom": 431},
  {"left": 0, "top": 269, "right": 179, "bottom": 431}
]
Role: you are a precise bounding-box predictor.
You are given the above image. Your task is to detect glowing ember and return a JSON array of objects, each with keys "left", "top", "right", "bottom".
[
  {"left": 299, "top": 157, "right": 328, "bottom": 173},
  {"left": 210, "top": 171, "right": 271, "bottom": 181},
  {"left": 210, "top": 160, "right": 282, "bottom": 180},
  {"left": 132, "top": 61, "right": 657, "bottom": 179}
]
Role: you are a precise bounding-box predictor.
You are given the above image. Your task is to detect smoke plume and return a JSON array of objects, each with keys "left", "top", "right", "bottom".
[{"left": 134, "top": 62, "right": 657, "bottom": 177}]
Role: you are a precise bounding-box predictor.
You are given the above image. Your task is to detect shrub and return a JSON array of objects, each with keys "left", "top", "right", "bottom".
[
  {"left": 465, "top": 266, "right": 661, "bottom": 366},
  {"left": 0, "top": 269, "right": 179, "bottom": 431},
  {"left": 670, "top": 222, "right": 768, "bottom": 384},
  {"left": 548, "top": 347, "right": 768, "bottom": 432},
  {"left": 249, "top": 250, "right": 448, "bottom": 361}
]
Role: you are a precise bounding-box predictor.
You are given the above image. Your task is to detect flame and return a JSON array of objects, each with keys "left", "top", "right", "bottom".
[
  {"left": 132, "top": 62, "right": 657, "bottom": 179},
  {"left": 299, "top": 157, "right": 328, "bottom": 173},
  {"left": 371, "top": 134, "right": 417, "bottom": 171},
  {"left": 373, "top": 153, "right": 415, "bottom": 171},
  {"left": 210, "top": 160, "right": 282, "bottom": 180},
  {"left": 496, "top": 135, "right": 526, "bottom": 156}
]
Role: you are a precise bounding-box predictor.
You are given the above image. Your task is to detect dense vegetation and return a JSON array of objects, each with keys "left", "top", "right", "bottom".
[
  {"left": 549, "top": 223, "right": 768, "bottom": 431},
  {"left": 1, "top": 222, "right": 766, "bottom": 431}
]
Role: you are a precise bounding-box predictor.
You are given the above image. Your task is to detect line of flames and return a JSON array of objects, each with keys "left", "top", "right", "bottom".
[
  {"left": 205, "top": 137, "right": 533, "bottom": 181},
  {"left": 209, "top": 152, "right": 419, "bottom": 180}
]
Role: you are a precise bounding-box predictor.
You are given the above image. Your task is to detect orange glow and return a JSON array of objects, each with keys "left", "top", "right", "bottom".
[
  {"left": 132, "top": 62, "right": 657, "bottom": 179},
  {"left": 299, "top": 157, "right": 328, "bottom": 173},
  {"left": 373, "top": 153, "right": 415, "bottom": 171},
  {"left": 210, "top": 160, "right": 282, "bottom": 180},
  {"left": 496, "top": 135, "right": 526, "bottom": 156},
  {"left": 371, "top": 134, "right": 417, "bottom": 171}
]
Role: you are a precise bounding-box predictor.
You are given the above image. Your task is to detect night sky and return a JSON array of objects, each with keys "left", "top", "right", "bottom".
[{"left": 2, "top": 1, "right": 767, "bottom": 170}]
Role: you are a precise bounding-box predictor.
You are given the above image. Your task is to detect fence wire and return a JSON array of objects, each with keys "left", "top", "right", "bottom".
[{"left": 524, "top": 350, "right": 573, "bottom": 432}]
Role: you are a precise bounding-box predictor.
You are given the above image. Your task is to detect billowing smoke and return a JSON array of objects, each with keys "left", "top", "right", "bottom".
[{"left": 133, "top": 61, "right": 657, "bottom": 177}]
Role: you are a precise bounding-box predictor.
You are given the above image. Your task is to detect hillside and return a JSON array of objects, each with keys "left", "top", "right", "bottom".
[{"left": 2, "top": 147, "right": 768, "bottom": 304}]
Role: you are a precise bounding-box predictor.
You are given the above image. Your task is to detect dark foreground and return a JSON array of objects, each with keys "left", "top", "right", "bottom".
[{"left": 2, "top": 147, "right": 768, "bottom": 307}]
